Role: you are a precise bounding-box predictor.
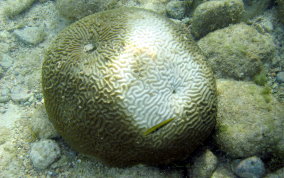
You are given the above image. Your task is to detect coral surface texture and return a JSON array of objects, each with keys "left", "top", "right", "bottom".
[{"left": 42, "top": 7, "right": 217, "bottom": 167}]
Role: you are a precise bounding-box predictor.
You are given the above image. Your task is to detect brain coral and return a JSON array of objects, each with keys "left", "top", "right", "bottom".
[{"left": 42, "top": 7, "right": 217, "bottom": 167}]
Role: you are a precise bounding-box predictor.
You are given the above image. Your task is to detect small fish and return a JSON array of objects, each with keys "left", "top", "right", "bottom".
[{"left": 143, "top": 117, "right": 175, "bottom": 136}]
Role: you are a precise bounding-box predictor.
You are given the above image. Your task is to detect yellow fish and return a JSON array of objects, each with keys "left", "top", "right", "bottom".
[{"left": 143, "top": 117, "right": 175, "bottom": 136}]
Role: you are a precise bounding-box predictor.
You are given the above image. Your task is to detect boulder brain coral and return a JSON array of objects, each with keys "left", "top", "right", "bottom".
[{"left": 42, "top": 7, "right": 217, "bottom": 167}]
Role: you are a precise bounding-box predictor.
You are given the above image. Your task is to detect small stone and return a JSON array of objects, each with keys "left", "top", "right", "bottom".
[
  {"left": 0, "top": 87, "right": 11, "bottom": 103},
  {"left": 276, "top": 72, "right": 284, "bottom": 83},
  {"left": 13, "top": 27, "right": 46, "bottom": 45},
  {"left": 166, "top": 1, "right": 187, "bottom": 19},
  {"left": 11, "top": 86, "right": 32, "bottom": 103},
  {"left": 232, "top": 156, "right": 265, "bottom": 178},
  {"left": 188, "top": 149, "right": 218, "bottom": 178},
  {"left": 212, "top": 164, "right": 237, "bottom": 178},
  {"left": 31, "top": 104, "right": 58, "bottom": 139},
  {"left": 30, "top": 139, "right": 61, "bottom": 169},
  {"left": 0, "top": 42, "right": 10, "bottom": 53},
  {"left": 0, "top": 54, "right": 13, "bottom": 70}
]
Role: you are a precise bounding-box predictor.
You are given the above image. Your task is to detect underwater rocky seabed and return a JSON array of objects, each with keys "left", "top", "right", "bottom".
[{"left": 0, "top": 0, "right": 283, "bottom": 177}]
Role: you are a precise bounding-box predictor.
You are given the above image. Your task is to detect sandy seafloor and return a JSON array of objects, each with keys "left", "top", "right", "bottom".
[{"left": 0, "top": 0, "right": 284, "bottom": 177}]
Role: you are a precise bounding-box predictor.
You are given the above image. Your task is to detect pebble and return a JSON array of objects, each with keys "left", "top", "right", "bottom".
[
  {"left": 0, "top": 87, "right": 11, "bottom": 103},
  {"left": 212, "top": 164, "right": 237, "bottom": 178},
  {"left": 276, "top": 72, "right": 284, "bottom": 83},
  {"left": 11, "top": 86, "right": 32, "bottom": 104},
  {"left": 30, "top": 139, "right": 61, "bottom": 169},
  {"left": 166, "top": 1, "right": 187, "bottom": 19},
  {"left": 231, "top": 156, "right": 265, "bottom": 178},
  {"left": 13, "top": 26, "right": 46, "bottom": 45},
  {"left": 0, "top": 54, "right": 13, "bottom": 70},
  {"left": 188, "top": 149, "right": 218, "bottom": 177}
]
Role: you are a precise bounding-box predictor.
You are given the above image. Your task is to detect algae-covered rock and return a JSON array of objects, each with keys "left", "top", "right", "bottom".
[
  {"left": 215, "top": 80, "right": 284, "bottom": 159},
  {"left": 242, "top": 0, "right": 272, "bottom": 20},
  {"left": 1, "top": 0, "right": 36, "bottom": 18},
  {"left": 198, "top": 23, "right": 275, "bottom": 80},
  {"left": 277, "top": 0, "right": 284, "bottom": 24},
  {"left": 191, "top": 0, "right": 244, "bottom": 39},
  {"left": 188, "top": 149, "right": 218, "bottom": 178},
  {"left": 42, "top": 8, "right": 217, "bottom": 167},
  {"left": 56, "top": 0, "right": 117, "bottom": 20},
  {"left": 166, "top": 1, "right": 187, "bottom": 19}
]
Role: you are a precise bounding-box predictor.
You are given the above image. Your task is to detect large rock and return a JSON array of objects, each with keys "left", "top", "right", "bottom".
[
  {"left": 198, "top": 23, "right": 275, "bottom": 80},
  {"left": 191, "top": 0, "right": 244, "bottom": 39},
  {"left": 214, "top": 80, "right": 284, "bottom": 159}
]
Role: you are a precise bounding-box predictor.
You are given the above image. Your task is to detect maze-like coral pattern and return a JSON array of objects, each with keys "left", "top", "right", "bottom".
[{"left": 42, "top": 8, "right": 217, "bottom": 166}]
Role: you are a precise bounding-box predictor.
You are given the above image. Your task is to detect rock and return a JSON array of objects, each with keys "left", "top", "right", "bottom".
[
  {"left": 1, "top": 0, "right": 36, "bottom": 18},
  {"left": 191, "top": 0, "right": 244, "bottom": 39},
  {"left": 166, "top": 1, "right": 187, "bottom": 19},
  {"left": 277, "top": 0, "right": 284, "bottom": 24},
  {"left": 11, "top": 86, "right": 32, "bottom": 103},
  {"left": 264, "top": 167, "right": 284, "bottom": 178},
  {"left": 30, "top": 104, "right": 58, "bottom": 139},
  {"left": 243, "top": 0, "right": 272, "bottom": 20},
  {"left": 0, "top": 54, "right": 13, "bottom": 70},
  {"left": 232, "top": 156, "right": 265, "bottom": 178},
  {"left": 214, "top": 80, "right": 284, "bottom": 159},
  {"left": 0, "top": 43, "right": 10, "bottom": 54},
  {"left": 30, "top": 139, "right": 61, "bottom": 169},
  {"left": 188, "top": 149, "right": 218, "bottom": 178},
  {"left": 276, "top": 72, "right": 284, "bottom": 83},
  {"left": 0, "top": 87, "right": 11, "bottom": 103},
  {"left": 0, "top": 67, "right": 4, "bottom": 79},
  {"left": 198, "top": 23, "right": 275, "bottom": 80},
  {"left": 13, "top": 27, "right": 46, "bottom": 45},
  {"left": 211, "top": 164, "right": 237, "bottom": 178},
  {"left": 56, "top": 0, "right": 118, "bottom": 20},
  {"left": 251, "top": 15, "right": 274, "bottom": 34}
]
